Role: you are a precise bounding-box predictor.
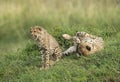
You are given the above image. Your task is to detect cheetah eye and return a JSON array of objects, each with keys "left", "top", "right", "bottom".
[{"left": 86, "top": 46, "right": 91, "bottom": 51}]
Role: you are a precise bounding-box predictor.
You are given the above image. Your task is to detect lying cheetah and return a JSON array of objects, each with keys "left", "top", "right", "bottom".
[
  {"left": 62, "top": 32, "right": 104, "bottom": 56},
  {"left": 31, "top": 26, "right": 62, "bottom": 69}
]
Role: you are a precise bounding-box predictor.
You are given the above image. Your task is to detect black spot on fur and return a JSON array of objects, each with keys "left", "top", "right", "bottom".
[{"left": 86, "top": 46, "right": 91, "bottom": 51}]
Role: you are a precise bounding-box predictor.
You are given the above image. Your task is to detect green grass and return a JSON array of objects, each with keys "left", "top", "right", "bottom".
[{"left": 0, "top": 0, "right": 120, "bottom": 82}]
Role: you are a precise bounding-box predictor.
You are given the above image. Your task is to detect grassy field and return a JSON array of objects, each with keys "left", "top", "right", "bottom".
[{"left": 0, "top": 0, "right": 120, "bottom": 82}]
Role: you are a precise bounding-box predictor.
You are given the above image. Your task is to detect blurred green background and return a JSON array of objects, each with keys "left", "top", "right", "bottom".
[{"left": 0, "top": 0, "right": 120, "bottom": 82}]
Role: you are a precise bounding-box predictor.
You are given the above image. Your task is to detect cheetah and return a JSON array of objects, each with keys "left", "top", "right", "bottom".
[
  {"left": 62, "top": 32, "right": 104, "bottom": 56},
  {"left": 31, "top": 26, "right": 62, "bottom": 69}
]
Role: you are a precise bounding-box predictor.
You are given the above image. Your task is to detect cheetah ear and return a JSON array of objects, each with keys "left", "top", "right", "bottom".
[
  {"left": 38, "top": 27, "right": 42, "bottom": 31},
  {"left": 76, "top": 31, "right": 81, "bottom": 36},
  {"left": 86, "top": 46, "right": 91, "bottom": 51}
]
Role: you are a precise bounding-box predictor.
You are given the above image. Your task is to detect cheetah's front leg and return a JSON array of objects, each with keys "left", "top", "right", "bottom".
[
  {"left": 40, "top": 50, "right": 45, "bottom": 70},
  {"left": 44, "top": 50, "right": 50, "bottom": 69},
  {"left": 63, "top": 46, "right": 77, "bottom": 56}
]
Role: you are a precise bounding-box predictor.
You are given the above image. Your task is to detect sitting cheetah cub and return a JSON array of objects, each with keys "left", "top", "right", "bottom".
[
  {"left": 62, "top": 32, "right": 104, "bottom": 56},
  {"left": 31, "top": 26, "right": 62, "bottom": 69}
]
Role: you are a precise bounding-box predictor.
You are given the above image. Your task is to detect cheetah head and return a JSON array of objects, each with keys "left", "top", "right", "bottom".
[
  {"left": 30, "top": 26, "right": 43, "bottom": 40},
  {"left": 77, "top": 42, "right": 93, "bottom": 56}
]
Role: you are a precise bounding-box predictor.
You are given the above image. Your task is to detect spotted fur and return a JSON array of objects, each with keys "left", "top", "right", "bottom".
[
  {"left": 62, "top": 32, "right": 104, "bottom": 56},
  {"left": 31, "top": 26, "right": 62, "bottom": 69}
]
